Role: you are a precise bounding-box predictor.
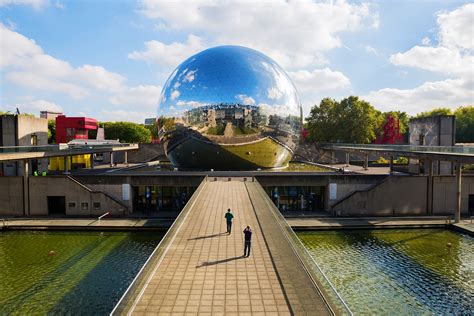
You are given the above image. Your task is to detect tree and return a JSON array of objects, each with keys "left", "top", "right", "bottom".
[
  {"left": 454, "top": 106, "right": 474, "bottom": 143},
  {"left": 306, "top": 96, "right": 381, "bottom": 143},
  {"left": 48, "top": 119, "right": 56, "bottom": 144},
  {"left": 416, "top": 107, "right": 452, "bottom": 118},
  {"left": 103, "top": 122, "right": 151, "bottom": 143}
]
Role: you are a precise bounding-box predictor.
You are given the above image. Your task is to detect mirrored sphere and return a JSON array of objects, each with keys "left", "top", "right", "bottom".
[{"left": 157, "top": 45, "right": 301, "bottom": 170}]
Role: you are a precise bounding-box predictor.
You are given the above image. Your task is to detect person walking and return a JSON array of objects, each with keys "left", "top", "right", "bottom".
[
  {"left": 243, "top": 226, "right": 252, "bottom": 257},
  {"left": 225, "top": 208, "right": 234, "bottom": 234}
]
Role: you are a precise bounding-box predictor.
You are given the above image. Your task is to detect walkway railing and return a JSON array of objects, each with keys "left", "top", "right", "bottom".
[
  {"left": 249, "top": 181, "right": 353, "bottom": 315},
  {"left": 110, "top": 176, "right": 208, "bottom": 315}
]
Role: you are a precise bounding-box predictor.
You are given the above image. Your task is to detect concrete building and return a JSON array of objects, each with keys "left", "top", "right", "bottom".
[
  {"left": 408, "top": 115, "right": 455, "bottom": 174},
  {"left": 0, "top": 114, "right": 48, "bottom": 176},
  {"left": 40, "top": 111, "right": 63, "bottom": 120}
]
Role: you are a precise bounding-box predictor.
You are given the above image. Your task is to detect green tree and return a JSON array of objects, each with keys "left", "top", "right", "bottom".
[
  {"left": 103, "top": 121, "right": 151, "bottom": 143},
  {"left": 416, "top": 107, "right": 453, "bottom": 118},
  {"left": 47, "top": 119, "right": 56, "bottom": 144},
  {"left": 306, "top": 96, "right": 381, "bottom": 143},
  {"left": 454, "top": 106, "right": 474, "bottom": 143}
]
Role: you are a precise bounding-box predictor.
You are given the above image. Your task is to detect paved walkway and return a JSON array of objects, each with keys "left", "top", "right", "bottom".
[{"left": 120, "top": 179, "right": 331, "bottom": 315}]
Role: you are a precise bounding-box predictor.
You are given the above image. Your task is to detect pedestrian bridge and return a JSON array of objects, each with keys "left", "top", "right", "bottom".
[{"left": 112, "top": 177, "right": 350, "bottom": 315}]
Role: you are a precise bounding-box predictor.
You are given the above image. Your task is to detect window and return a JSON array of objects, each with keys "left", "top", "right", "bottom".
[
  {"left": 68, "top": 202, "right": 76, "bottom": 209},
  {"left": 418, "top": 134, "right": 425, "bottom": 146},
  {"left": 31, "top": 134, "right": 38, "bottom": 146},
  {"left": 93, "top": 202, "right": 101, "bottom": 210},
  {"left": 81, "top": 202, "right": 89, "bottom": 210}
]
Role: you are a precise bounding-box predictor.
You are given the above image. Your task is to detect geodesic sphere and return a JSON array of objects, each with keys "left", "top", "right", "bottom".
[{"left": 157, "top": 45, "right": 301, "bottom": 170}]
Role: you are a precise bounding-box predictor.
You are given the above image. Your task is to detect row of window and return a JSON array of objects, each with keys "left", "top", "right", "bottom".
[{"left": 68, "top": 201, "right": 101, "bottom": 211}]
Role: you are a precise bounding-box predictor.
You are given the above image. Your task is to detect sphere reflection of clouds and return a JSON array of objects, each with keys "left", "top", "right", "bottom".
[{"left": 158, "top": 46, "right": 302, "bottom": 170}]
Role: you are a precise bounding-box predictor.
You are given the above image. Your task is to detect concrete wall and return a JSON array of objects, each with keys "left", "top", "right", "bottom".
[
  {"left": 28, "top": 177, "right": 127, "bottom": 216},
  {"left": 88, "top": 184, "right": 133, "bottom": 210},
  {"left": 0, "top": 177, "right": 24, "bottom": 216},
  {"left": 408, "top": 115, "right": 455, "bottom": 175},
  {"left": 333, "top": 176, "right": 427, "bottom": 216},
  {"left": 433, "top": 176, "right": 474, "bottom": 214},
  {"left": 333, "top": 175, "right": 474, "bottom": 216}
]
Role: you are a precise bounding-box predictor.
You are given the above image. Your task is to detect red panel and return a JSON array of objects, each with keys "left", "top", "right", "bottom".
[{"left": 55, "top": 115, "right": 98, "bottom": 143}]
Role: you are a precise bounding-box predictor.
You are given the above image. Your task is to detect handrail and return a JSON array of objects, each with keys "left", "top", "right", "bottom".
[
  {"left": 249, "top": 181, "right": 353, "bottom": 315},
  {"left": 1, "top": 218, "right": 6, "bottom": 229},
  {"left": 98, "top": 212, "right": 110, "bottom": 222},
  {"left": 111, "top": 176, "right": 208, "bottom": 315}
]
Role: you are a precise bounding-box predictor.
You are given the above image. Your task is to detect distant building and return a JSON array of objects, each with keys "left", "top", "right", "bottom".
[
  {"left": 0, "top": 114, "right": 48, "bottom": 176},
  {"left": 40, "top": 111, "right": 63, "bottom": 120},
  {"left": 144, "top": 118, "right": 156, "bottom": 125},
  {"left": 55, "top": 115, "right": 98, "bottom": 143},
  {"left": 408, "top": 115, "right": 455, "bottom": 174}
]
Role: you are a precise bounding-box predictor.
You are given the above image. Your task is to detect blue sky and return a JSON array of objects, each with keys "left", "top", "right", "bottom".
[{"left": 1, "top": 0, "right": 473, "bottom": 122}]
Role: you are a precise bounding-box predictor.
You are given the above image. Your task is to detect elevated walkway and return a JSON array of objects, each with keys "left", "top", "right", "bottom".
[{"left": 113, "top": 178, "right": 349, "bottom": 315}]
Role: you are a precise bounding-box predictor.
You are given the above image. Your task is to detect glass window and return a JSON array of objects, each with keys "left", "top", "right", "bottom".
[
  {"left": 81, "top": 202, "right": 89, "bottom": 210},
  {"left": 93, "top": 202, "right": 101, "bottom": 210},
  {"left": 68, "top": 202, "right": 76, "bottom": 209}
]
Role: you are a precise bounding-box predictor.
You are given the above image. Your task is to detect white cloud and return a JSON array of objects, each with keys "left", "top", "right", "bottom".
[
  {"left": 421, "top": 37, "right": 431, "bottom": 46},
  {"left": 1, "top": 99, "right": 63, "bottom": 115},
  {"left": 289, "top": 68, "right": 351, "bottom": 92},
  {"left": 267, "top": 87, "right": 283, "bottom": 100},
  {"left": 390, "top": 46, "right": 472, "bottom": 76},
  {"left": 365, "top": 45, "right": 382, "bottom": 57},
  {"left": 110, "top": 85, "right": 162, "bottom": 108},
  {"left": 183, "top": 69, "right": 197, "bottom": 83},
  {"left": 0, "top": 23, "right": 127, "bottom": 98},
  {"left": 128, "top": 34, "right": 204, "bottom": 68},
  {"left": 0, "top": 0, "right": 48, "bottom": 9},
  {"left": 236, "top": 94, "right": 255, "bottom": 105},
  {"left": 100, "top": 109, "right": 154, "bottom": 123},
  {"left": 437, "top": 3, "right": 474, "bottom": 51},
  {"left": 136, "top": 0, "right": 378, "bottom": 69},
  {"left": 366, "top": 3, "right": 474, "bottom": 114},
  {"left": 170, "top": 90, "right": 180, "bottom": 100},
  {"left": 365, "top": 78, "right": 474, "bottom": 115}
]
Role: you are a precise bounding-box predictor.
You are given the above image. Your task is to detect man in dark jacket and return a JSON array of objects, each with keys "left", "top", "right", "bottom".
[
  {"left": 243, "top": 226, "right": 252, "bottom": 257},
  {"left": 224, "top": 209, "right": 234, "bottom": 234}
]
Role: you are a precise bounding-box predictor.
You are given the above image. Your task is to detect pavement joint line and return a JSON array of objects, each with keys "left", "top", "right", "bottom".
[{"left": 126, "top": 180, "right": 207, "bottom": 315}]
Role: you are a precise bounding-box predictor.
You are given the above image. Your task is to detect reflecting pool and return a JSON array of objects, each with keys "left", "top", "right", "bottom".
[
  {"left": 0, "top": 231, "right": 164, "bottom": 314},
  {"left": 298, "top": 229, "right": 473, "bottom": 314}
]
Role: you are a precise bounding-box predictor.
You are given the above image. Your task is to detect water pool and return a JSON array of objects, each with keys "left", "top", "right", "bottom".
[
  {"left": 298, "top": 229, "right": 473, "bottom": 315},
  {"left": 0, "top": 230, "right": 164, "bottom": 314}
]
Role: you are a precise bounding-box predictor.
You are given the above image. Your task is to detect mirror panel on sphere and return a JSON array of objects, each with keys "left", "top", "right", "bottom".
[{"left": 157, "top": 45, "right": 301, "bottom": 170}]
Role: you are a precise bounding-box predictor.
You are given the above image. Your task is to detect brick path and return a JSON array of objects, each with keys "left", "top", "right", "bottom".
[{"left": 126, "top": 179, "right": 331, "bottom": 315}]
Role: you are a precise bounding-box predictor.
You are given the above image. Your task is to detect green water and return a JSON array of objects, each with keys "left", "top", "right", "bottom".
[
  {"left": 298, "top": 229, "right": 474, "bottom": 315},
  {"left": 0, "top": 230, "right": 164, "bottom": 315}
]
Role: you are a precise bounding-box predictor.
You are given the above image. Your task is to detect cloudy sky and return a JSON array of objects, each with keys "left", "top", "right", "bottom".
[{"left": 1, "top": 0, "right": 473, "bottom": 122}]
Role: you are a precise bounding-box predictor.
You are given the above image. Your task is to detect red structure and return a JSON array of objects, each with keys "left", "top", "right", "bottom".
[
  {"left": 374, "top": 114, "right": 404, "bottom": 144},
  {"left": 55, "top": 115, "right": 98, "bottom": 143}
]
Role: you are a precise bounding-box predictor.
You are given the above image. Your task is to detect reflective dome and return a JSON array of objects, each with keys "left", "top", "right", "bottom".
[{"left": 157, "top": 45, "right": 301, "bottom": 170}]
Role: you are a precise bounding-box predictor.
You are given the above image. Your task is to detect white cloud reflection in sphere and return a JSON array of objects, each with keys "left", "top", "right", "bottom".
[{"left": 158, "top": 45, "right": 301, "bottom": 119}]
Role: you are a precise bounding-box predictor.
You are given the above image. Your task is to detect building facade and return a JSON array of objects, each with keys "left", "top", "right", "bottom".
[{"left": 0, "top": 114, "right": 48, "bottom": 176}]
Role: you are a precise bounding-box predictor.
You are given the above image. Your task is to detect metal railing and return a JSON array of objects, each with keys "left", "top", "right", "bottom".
[
  {"left": 110, "top": 176, "right": 208, "bottom": 315},
  {"left": 0, "top": 143, "right": 136, "bottom": 153},
  {"left": 323, "top": 143, "right": 474, "bottom": 155},
  {"left": 249, "top": 181, "right": 353, "bottom": 315}
]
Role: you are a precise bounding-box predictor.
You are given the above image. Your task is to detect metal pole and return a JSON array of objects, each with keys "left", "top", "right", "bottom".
[
  {"left": 345, "top": 153, "right": 349, "bottom": 167},
  {"left": 124, "top": 151, "right": 128, "bottom": 166},
  {"left": 23, "top": 160, "right": 29, "bottom": 216},
  {"left": 455, "top": 162, "right": 462, "bottom": 223},
  {"left": 110, "top": 152, "right": 114, "bottom": 167},
  {"left": 389, "top": 156, "right": 394, "bottom": 174},
  {"left": 364, "top": 154, "right": 369, "bottom": 170},
  {"left": 427, "top": 159, "right": 433, "bottom": 215}
]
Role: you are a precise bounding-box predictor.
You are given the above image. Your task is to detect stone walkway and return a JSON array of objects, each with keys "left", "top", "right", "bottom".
[{"left": 125, "top": 179, "right": 331, "bottom": 315}]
